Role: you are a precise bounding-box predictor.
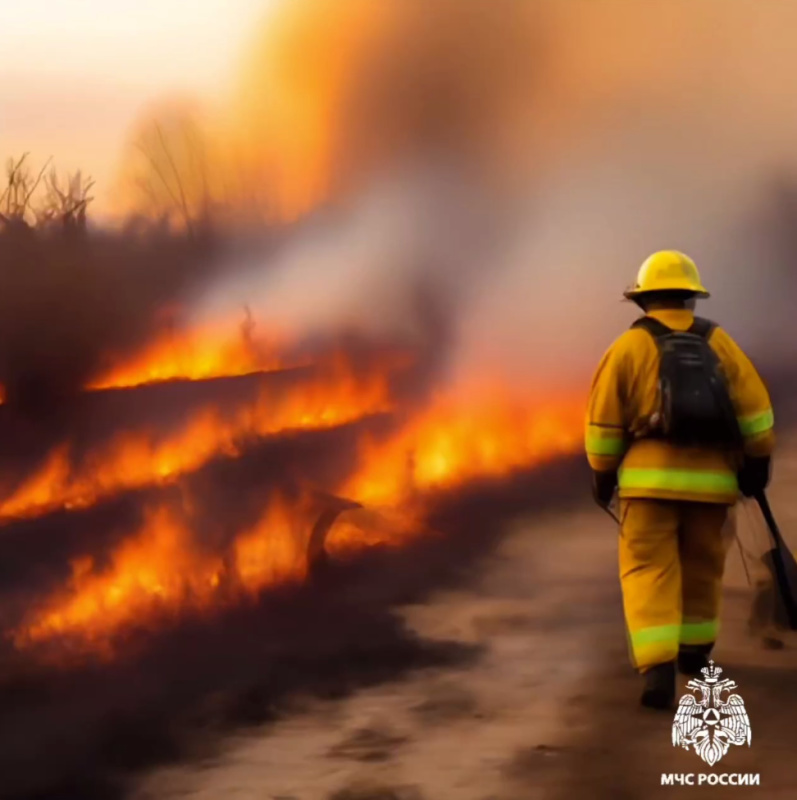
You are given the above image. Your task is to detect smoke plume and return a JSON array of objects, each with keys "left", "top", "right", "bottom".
[{"left": 153, "top": 0, "right": 797, "bottom": 392}]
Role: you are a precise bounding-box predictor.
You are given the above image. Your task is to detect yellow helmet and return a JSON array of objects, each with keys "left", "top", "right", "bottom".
[{"left": 623, "top": 250, "right": 709, "bottom": 299}]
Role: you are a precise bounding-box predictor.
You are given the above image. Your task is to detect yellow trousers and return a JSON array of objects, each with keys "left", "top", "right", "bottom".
[{"left": 619, "top": 498, "right": 730, "bottom": 672}]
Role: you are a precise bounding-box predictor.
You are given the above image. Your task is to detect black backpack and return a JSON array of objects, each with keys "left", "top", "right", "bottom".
[{"left": 631, "top": 316, "right": 742, "bottom": 447}]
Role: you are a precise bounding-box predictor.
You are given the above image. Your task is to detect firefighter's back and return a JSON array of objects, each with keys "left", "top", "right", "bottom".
[{"left": 584, "top": 249, "right": 775, "bottom": 711}]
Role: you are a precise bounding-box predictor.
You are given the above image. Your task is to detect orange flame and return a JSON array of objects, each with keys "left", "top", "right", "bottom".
[
  {"left": 88, "top": 318, "right": 289, "bottom": 390},
  {"left": 0, "top": 353, "right": 394, "bottom": 521},
  {"left": 13, "top": 506, "right": 224, "bottom": 651},
  {"left": 9, "top": 373, "right": 586, "bottom": 656},
  {"left": 342, "top": 384, "right": 585, "bottom": 508},
  {"left": 324, "top": 505, "right": 426, "bottom": 556},
  {"left": 234, "top": 495, "right": 309, "bottom": 593},
  {"left": 13, "top": 496, "right": 310, "bottom": 652}
]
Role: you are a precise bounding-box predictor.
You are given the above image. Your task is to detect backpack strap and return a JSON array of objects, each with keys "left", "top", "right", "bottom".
[
  {"left": 630, "top": 316, "right": 672, "bottom": 339},
  {"left": 631, "top": 315, "right": 717, "bottom": 340},
  {"left": 688, "top": 316, "right": 717, "bottom": 339}
]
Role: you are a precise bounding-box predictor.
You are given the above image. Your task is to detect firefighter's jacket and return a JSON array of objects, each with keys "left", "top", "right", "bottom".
[{"left": 585, "top": 309, "right": 774, "bottom": 504}]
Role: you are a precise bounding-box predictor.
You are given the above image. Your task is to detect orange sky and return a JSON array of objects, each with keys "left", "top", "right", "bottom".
[{"left": 0, "top": 0, "right": 270, "bottom": 216}]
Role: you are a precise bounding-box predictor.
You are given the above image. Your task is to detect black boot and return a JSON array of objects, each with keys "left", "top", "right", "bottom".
[
  {"left": 640, "top": 661, "right": 676, "bottom": 710},
  {"left": 677, "top": 644, "right": 712, "bottom": 676}
]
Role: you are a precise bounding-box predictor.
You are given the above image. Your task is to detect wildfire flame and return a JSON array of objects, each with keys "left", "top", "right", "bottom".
[
  {"left": 233, "top": 495, "right": 310, "bottom": 593},
  {"left": 342, "top": 384, "right": 585, "bottom": 508},
  {"left": 0, "top": 352, "right": 395, "bottom": 522},
  {"left": 4, "top": 0, "right": 587, "bottom": 658},
  {"left": 87, "top": 317, "right": 289, "bottom": 390},
  {"left": 10, "top": 370, "right": 585, "bottom": 655},
  {"left": 13, "top": 497, "right": 312, "bottom": 652},
  {"left": 13, "top": 506, "right": 226, "bottom": 651}
]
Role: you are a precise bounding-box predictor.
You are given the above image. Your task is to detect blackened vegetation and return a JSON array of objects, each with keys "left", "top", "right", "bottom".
[
  {"left": 0, "top": 154, "right": 295, "bottom": 416},
  {"left": 0, "top": 223, "right": 216, "bottom": 414}
]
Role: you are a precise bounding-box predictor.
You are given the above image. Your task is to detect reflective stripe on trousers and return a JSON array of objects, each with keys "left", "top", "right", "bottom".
[{"left": 629, "top": 620, "right": 719, "bottom": 669}]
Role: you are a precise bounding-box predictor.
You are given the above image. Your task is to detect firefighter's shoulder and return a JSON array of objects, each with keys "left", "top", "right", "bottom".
[
  {"left": 601, "top": 325, "right": 658, "bottom": 362},
  {"left": 705, "top": 324, "right": 761, "bottom": 371},
  {"left": 590, "top": 327, "right": 655, "bottom": 386},
  {"left": 706, "top": 323, "right": 742, "bottom": 352}
]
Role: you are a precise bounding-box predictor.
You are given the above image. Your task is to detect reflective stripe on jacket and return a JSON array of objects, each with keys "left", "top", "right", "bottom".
[{"left": 585, "top": 308, "right": 775, "bottom": 504}]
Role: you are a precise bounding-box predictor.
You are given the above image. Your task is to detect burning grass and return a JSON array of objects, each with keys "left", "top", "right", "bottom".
[
  {"left": 0, "top": 160, "right": 586, "bottom": 664},
  {"left": 86, "top": 315, "right": 290, "bottom": 390},
  {"left": 0, "top": 351, "right": 397, "bottom": 522},
  {"left": 343, "top": 384, "right": 585, "bottom": 507},
  {"left": 7, "top": 370, "right": 585, "bottom": 658},
  {"left": 12, "top": 495, "right": 310, "bottom": 653}
]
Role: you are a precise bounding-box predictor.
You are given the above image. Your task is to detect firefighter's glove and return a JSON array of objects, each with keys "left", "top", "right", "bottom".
[
  {"left": 592, "top": 469, "right": 618, "bottom": 508},
  {"left": 738, "top": 456, "right": 772, "bottom": 498}
]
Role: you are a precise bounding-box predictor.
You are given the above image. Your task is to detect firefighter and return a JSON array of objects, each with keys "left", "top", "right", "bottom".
[{"left": 585, "top": 250, "right": 775, "bottom": 710}]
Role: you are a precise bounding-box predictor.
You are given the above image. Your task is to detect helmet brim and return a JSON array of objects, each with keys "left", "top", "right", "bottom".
[{"left": 622, "top": 286, "right": 710, "bottom": 300}]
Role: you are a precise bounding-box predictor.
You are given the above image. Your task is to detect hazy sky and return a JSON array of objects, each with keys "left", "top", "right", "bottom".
[{"left": 0, "top": 0, "right": 270, "bottom": 211}]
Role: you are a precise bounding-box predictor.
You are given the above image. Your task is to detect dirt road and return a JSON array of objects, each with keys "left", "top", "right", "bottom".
[{"left": 130, "top": 439, "right": 797, "bottom": 800}]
